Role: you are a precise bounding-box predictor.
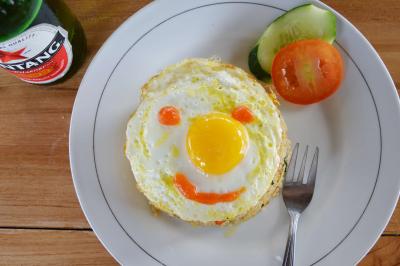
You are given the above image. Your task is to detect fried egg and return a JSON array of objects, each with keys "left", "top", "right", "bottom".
[{"left": 125, "top": 58, "right": 289, "bottom": 224}]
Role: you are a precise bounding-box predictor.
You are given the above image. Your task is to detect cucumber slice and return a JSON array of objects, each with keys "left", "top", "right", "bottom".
[
  {"left": 254, "top": 4, "right": 336, "bottom": 76},
  {"left": 248, "top": 45, "right": 271, "bottom": 82}
]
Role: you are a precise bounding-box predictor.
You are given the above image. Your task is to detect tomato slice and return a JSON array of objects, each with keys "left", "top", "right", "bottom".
[{"left": 271, "top": 39, "right": 344, "bottom": 105}]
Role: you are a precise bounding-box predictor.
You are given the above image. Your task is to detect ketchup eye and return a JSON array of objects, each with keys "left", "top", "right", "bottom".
[
  {"left": 158, "top": 106, "right": 181, "bottom": 125},
  {"left": 231, "top": 105, "right": 254, "bottom": 123}
]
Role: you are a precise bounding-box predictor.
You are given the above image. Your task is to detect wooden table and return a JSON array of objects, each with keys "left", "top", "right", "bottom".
[{"left": 0, "top": 0, "right": 398, "bottom": 265}]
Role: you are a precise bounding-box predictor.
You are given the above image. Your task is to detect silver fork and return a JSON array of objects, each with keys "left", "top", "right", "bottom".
[{"left": 282, "top": 143, "right": 319, "bottom": 266}]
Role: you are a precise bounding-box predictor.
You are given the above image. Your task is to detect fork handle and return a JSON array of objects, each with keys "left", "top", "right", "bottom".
[{"left": 283, "top": 212, "right": 300, "bottom": 266}]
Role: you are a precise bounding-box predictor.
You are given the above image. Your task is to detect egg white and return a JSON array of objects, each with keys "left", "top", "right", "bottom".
[{"left": 125, "top": 58, "right": 284, "bottom": 223}]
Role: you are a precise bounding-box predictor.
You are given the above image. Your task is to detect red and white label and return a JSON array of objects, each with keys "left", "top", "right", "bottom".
[{"left": 0, "top": 23, "right": 73, "bottom": 84}]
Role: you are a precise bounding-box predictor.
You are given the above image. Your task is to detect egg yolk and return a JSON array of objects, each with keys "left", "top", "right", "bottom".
[{"left": 186, "top": 112, "right": 248, "bottom": 175}]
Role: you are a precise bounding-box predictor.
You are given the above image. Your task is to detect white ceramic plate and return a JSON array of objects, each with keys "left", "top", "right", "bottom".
[{"left": 69, "top": 1, "right": 400, "bottom": 265}]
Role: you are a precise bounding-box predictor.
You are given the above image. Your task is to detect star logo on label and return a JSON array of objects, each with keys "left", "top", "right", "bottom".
[{"left": 0, "top": 48, "right": 27, "bottom": 63}]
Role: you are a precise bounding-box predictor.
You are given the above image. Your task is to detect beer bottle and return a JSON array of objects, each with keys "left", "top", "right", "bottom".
[{"left": 0, "top": 0, "right": 86, "bottom": 84}]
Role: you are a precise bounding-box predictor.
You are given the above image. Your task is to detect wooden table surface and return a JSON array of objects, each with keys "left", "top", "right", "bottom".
[{"left": 0, "top": 0, "right": 399, "bottom": 265}]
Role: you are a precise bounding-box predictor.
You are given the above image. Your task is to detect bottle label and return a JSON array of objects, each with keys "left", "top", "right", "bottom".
[{"left": 0, "top": 23, "right": 73, "bottom": 84}]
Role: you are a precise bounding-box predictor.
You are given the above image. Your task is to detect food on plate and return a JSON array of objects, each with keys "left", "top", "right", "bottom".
[
  {"left": 125, "top": 58, "right": 290, "bottom": 225},
  {"left": 249, "top": 4, "right": 344, "bottom": 105},
  {"left": 272, "top": 39, "right": 344, "bottom": 104},
  {"left": 249, "top": 4, "right": 336, "bottom": 81}
]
